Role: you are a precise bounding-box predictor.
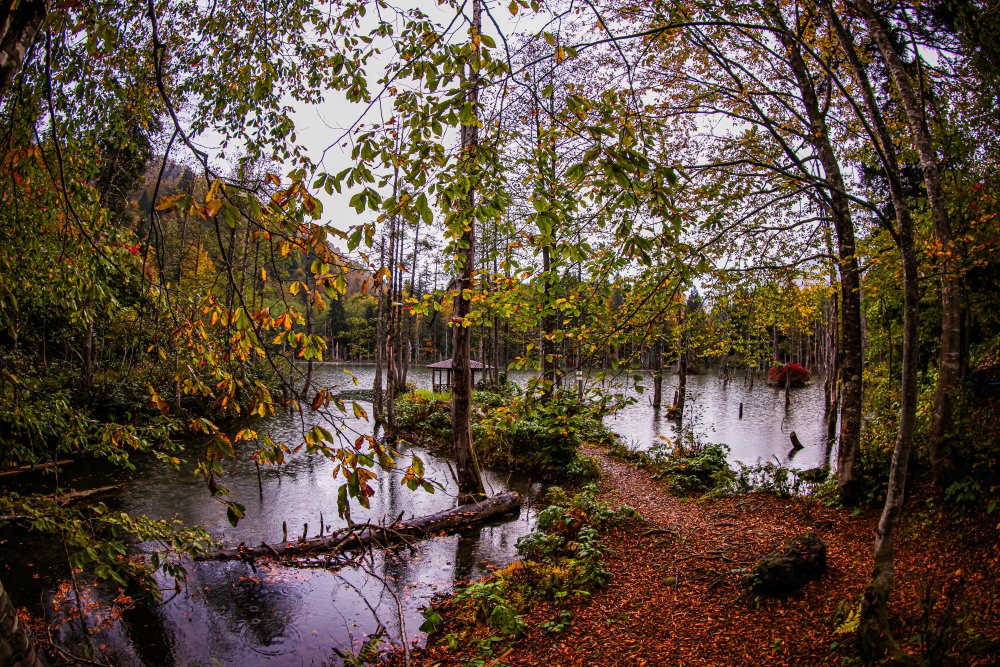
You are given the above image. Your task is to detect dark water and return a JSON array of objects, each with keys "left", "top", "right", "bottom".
[
  {"left": 4, "top": 363, "right": 545, "bottom": 666},
  {"left": 4, "top": 363, "right": 828, "bottom": 666}
]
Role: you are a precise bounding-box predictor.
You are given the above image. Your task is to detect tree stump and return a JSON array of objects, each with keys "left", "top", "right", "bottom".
[{"left": 744, "top": 532, "right": 827, "bottom": 594}]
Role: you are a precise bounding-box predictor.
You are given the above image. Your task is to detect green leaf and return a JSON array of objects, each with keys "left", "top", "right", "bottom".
[
  {"left": 415, "top": 191, "right": 433, "bottom": 224},
  {"left": 232, "top": 307, "right": 251, "bottom": 331},
  {"left": 226, "top": 501, "right": 245, "bottom": 527},
  {"left": 337, "top": 484, "right": 350, "bottom": 519},
  {"left": 419, "top": 608, "right": 444, "bottom": 634}
]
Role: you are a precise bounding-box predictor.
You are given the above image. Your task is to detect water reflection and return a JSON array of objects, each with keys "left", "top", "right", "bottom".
[
  {"left": 327, "top": 363, "right": 830, "bottom": 470},
  {"left": 9, "top": 363, "right": 827, "bottom": 665},
  {"left": 601, "top": 371, "right": 830, "bottom": 470}
]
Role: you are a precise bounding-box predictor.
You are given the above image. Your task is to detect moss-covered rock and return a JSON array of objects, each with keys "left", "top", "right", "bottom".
[{"left": 744, "top": 532, "right": 827, "bottom": 594}]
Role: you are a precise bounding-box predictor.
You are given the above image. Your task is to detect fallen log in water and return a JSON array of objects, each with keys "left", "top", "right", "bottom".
[
  {"left": 201, "top": 491, "right": 522, "bottom": 562},
  {"left": 55, "top": 485, "right": 122, "bottom": 506},
  {"left": 0, "top": 459, "right": 74, "bottom": 478}
]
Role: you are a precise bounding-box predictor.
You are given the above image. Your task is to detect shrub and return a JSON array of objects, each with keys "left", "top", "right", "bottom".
[
  {"left": 609, "top": 433, "right": 734, "bottom": 496},
  {"left": 652, "top": 443, "right": 733, "bottom": 495},
  {"left": 768, "top": 362, "right": 812, "bottom": 385},
  {"left": 515, "top": 484, "right": 639, "bottom": 597},
  {"left": 427, "top": 485, "right": 640, "bottom": 644},
  {"left": 476, "top": 393, "right": 612, "bottom": 479},
  {"left": 396, "top": 388, "right": 612, "bottom": 480},
  {"left": 728, "top": 460, "right": 812, "bottom": 497},
  {"left": 394, "top": 389, "right": 451, "bottom": 436},
  {"left": 565, "top": 454, "right": 602, "bottom": 482}
]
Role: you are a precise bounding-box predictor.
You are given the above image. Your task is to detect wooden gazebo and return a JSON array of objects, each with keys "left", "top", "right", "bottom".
[{"left": 428, "top": 359, "right": 487, "bottom": 392}]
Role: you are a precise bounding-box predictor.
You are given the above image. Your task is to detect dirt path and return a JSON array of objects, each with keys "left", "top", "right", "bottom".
[
  {"left": 503, "top": 444, "right": 876, "bottom": 666},
  {"left": 412, "top": 446, "right": 998, "bottom": 666}
]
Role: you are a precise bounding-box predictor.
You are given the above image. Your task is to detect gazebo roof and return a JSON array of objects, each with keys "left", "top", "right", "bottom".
[{"left": 427, "top": 359, "right": 487, "bottom": 369}]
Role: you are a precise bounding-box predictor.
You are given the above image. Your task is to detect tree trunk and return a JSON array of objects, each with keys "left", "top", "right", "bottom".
[
  {"left": 205, "top": 491, "right": 521, "bottom": 561},
  {"left": 0, "top": 578, "right": 45, "bottom": 667},
  {"left": 766, "top": 2, "right": 864, "bottom": 503},
  {"left": 373, "top": 236, "right": 387, "bottom": 424},
  {"left": 824, "top": 6, "right": 920, "bottom": 660},
  {"left": 385, "top": 163, "right": 405, "bottom": 441},
  {"left": 0, "top": 0, "right": 46, "bottom": 96},
  {"left": 857, "top": 187, "right": 921, "bottom": 667},
  {"left": 855, "top": 0, "right": 961, "bottom": 490},
  {"left": 406, "top": 214, "right": 420, "bottom": 387},
  {"left": 674, "top": 306, "right": 687, "bottom": 420},
  {"left": 80, "top": 319, "right": 93, "bottom": 404},
  {"left": 541, "top": 244, "right": 556, "bottom": 398},
  {"left": 451, "top": 0, "right": 486, "bottom": 504},
  {"left": 301, "top": 273, "right": 314, "bottom": 398},
  {"left": 652, "top": 334, "right": 663, "bottom": 408}
]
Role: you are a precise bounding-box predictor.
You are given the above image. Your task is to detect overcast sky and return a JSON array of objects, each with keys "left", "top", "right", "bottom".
[{"left": 182, "top": 0, "right": 569, "bottom": 247}]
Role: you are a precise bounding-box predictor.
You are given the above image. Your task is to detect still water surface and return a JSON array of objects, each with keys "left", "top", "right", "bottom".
[{"left": 6, "top": 363, "right": 828, "bottom": 665}]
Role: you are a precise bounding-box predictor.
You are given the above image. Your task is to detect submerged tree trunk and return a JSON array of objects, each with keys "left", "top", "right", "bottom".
[
  {"left": 674, "top": 306, "right": 687, "bottom": 421},
  {"left": 855, "top": 0, "right": 960, "bottom": 490},
  {"left": 451, "top": 0, "right": 486, "bottom": 504}
]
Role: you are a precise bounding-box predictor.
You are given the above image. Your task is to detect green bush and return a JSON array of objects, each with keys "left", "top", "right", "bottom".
[
  {"left": 728, "top": 460, "right": 811, "bottom": 497},
  {"left": 395, "top": 388, "right": 613, "bottom": 481},
  {"left": 565, "top": 454, "right": 602, "bottom": 482},
  {"left": 477, "top": 393, "right": 612, "bottom": 479},
  {"left": 452, "top": 579, "right": 527, "bottom": 637},
  {"left": 428, "top": 484, "right": 639, "bottom": 644},
  {"left": 608, "top": 432, "right": 737, "bottom": 496}
]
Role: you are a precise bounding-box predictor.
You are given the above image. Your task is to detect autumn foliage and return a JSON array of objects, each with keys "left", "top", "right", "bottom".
[{"left": 768, "top": 362, "right": 811, "bottom": 386}]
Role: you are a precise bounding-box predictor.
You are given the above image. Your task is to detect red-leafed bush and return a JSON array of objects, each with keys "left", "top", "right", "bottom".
[{"left": 769, "top": 362, "right": 811, "bottom": 386}]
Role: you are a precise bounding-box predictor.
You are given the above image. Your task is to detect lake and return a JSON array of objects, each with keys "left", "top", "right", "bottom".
[{"left": 2, "top": 361, "right": 829, "bottom": 665}]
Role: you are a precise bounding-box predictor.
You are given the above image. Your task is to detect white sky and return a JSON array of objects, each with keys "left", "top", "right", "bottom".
[{"left": 184, "top": 0, "right": 569, "bottom": 248}]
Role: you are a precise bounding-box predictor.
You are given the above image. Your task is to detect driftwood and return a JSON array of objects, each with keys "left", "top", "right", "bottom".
[
  {"left": 0, "top": 459, "right": 74, "bottom": 478},
  {"left": 202, "top": 491, "right": 522, "bottom": 562},
  {"left": 54, "top": 485, "right": 122, "bottom": 506},
  {"left": 1, "top": 485, "right": 123, "bottom": 522}
]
